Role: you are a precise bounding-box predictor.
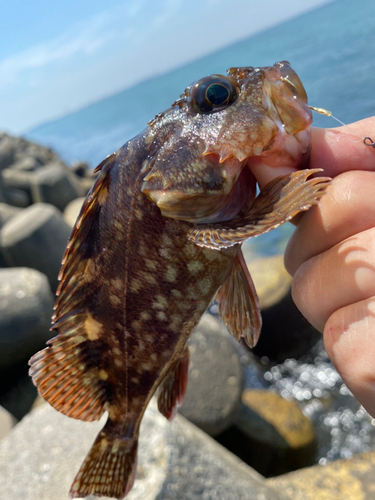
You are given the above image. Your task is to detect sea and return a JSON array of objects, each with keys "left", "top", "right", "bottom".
[{"left": 26, "top": 0, "right": 375, "bottom": 257}]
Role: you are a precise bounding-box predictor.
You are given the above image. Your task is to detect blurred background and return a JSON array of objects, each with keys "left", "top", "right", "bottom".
[{"left": 1, "top": 1, "right": 375, "bottom": 498}]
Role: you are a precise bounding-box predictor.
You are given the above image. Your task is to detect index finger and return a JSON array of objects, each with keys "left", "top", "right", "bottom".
[{"left": 310, "top": 116, "right": 375, "bottom": 178}]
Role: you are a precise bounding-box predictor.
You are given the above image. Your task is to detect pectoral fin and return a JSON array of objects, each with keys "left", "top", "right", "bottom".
[
  {"left": 188, "top": 169, "right": 331, "bottom": 249},
  {"left": 216, "top": 250, "right": 262, "bottom": 348},
  {"left": 157, "top": 346, "right": 190, "bottom": 421}
]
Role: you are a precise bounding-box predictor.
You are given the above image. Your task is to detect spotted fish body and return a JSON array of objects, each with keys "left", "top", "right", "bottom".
[{"left": 29, "top": 61, "right": 330, "bottom": 499}]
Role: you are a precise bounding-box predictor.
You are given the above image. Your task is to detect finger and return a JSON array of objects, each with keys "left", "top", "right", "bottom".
[
  {"left": 291, "top": 226, "right": 375, "bottom": 332},
  {"left": 285, "top": 170, "right": 375, "bottom": 276},
  {"left": 247, "top": 157, "right": 297, "bottom": 190},
  {"left": 310, "top": 117, "right": 375, "bottom": 178},
  {"left": 324, "top": 297, "right": 375, "bottom": 417}
]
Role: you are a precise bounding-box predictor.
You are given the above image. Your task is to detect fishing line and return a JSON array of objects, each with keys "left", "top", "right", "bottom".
[{"left": 309, "top": 106, "right": 375, "bottom": 148}]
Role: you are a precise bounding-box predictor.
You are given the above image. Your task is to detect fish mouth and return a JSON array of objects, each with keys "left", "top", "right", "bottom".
[{"left": 257, "top": 62, "right": 312, "bottom": 168}]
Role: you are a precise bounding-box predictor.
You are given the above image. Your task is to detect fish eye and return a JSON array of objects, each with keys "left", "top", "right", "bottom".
[{"left": 190, "top": 76, "right": 239, "bottom": 113}]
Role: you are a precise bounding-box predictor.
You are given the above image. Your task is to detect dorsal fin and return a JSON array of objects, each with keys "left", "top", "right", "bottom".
[{"left": 29, "top": 154, "right": 117, "bottom": 422}]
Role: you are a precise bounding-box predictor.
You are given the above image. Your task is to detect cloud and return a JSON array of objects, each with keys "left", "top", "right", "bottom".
[{"left": 0, "top": 2, "right": 140, "bottom": 90}]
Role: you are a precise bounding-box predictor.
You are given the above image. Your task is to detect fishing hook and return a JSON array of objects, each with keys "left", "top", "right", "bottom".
[{"left": 364, "top": 137, "right": 375, "bottom": 148}]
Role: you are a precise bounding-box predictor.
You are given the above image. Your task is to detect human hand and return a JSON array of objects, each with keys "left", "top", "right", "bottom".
[{"left": 250, "top": 117, "right": 375, "bottom": 417}]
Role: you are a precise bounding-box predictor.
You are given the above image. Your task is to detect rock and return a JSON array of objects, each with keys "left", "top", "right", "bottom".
[
  {"left": 31, "top": 163, "right": 81, "bottom": 211},
  {"left": 268, "top": 449, "right": 375, "bottom": 500},
  {"left": 179, "top": 314, "right": 244, "bottom": 436},
  {"left": 0, "top": 134, "right": 58, "bottom": 171},
  {"left": 0, "top": 254, "right": 7, "bottom": 268},
  {"left": 0, "top": 268, "right": 54, "bottom": 371},
  {"left": 246, "top": 255, "right": 321, "bottom": 361},
  {"left": 63, "top": 197, "right": 85, "bottom": 227},
  {"left": 10, "top": 156, "right": 41, "bottom": 172},
  {"left": 0, "top": 172, "right": 4, "bottom": 204},
  {"left": 0, "top": 400, "right": 286, "bottom": 500},
  {"left": 0, "top": 406, "right": 17, "bottom": 441},
  {"left": 0, "top": 204, "right": 71, "bottom": 291},
  {"left": 18, "top": 141, "right": 57, "bottom": 166},
  {"left": 0, "top": 203, "right": 22, "bottom": 229},
  {"left": 74, "top": 175, "right": 95, "bottom": 197},
  {"left": 247, "top": 254, "right": 292, "bottom": 310},
  {"left": 0, "top": 136, "right": 17, "bottom": 170},
  {"left": 2, "top": 187, "right": 30, "bottom": 208},
  {"left": 70, "top": 160, "right": 90, "bottom": 177},
  {"left": 70, "top": 161, "right": 97, "bottom": 196},
  {"left": 232, "top": 390, "right": 316, "bottom": 477},
  {"left": 0, "top": 370, "right": 39, "bottom": 421},
  {"left": 31, "top": 395, "right": 46, "bottom": 411},
  {"left": 0, "top": 203, "right": 22, "bottom": 265},
  {"left": 2, "top": 168, "right": 35, "bottom": 204}
]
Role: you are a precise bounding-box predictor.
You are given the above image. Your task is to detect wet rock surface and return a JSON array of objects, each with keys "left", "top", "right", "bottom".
[
  {"left": 268, "top": 450, "right": 375, "bottom": 500},
  {"left": 258, "top": 340, "right": 375, "bottom": 467},
  {"left": 232, "top": 389, "right": 316, "bottom": 476},
  {"left": 0, "top": 401, "right": 285, "bottom": 500},
  {"left": 179, "top": 314, "right": 244, "bottom": 436},
  {"left": 238, "top": 390, "right": 315, "bottom": 450}
]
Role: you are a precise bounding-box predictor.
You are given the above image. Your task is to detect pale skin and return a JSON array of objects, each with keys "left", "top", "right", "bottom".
[{"left": 249, "top": 116, "right": 375, "bottom": 417}]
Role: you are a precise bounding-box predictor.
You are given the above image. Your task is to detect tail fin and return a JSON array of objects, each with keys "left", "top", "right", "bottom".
[{"left": 69, "top": 425, "right": 138, "bottom": 499}]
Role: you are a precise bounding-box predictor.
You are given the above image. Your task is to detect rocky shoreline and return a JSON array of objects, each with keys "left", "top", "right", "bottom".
[{"left": 0, "top": 132, "right": 372, "bottom": 499}]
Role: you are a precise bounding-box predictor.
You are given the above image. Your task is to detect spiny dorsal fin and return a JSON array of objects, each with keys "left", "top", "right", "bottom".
[
  {"left": 29, "top": 154, "right": 117, "bottom": 421},
  {"left": 216, "top": 250, "right": 262, "bottom": 348},
  {"left": 188, "top": 169, "right": 331, "bottom": 249},
  {"left": 158, "top": 346, "right": 190, "bottom": 421}
]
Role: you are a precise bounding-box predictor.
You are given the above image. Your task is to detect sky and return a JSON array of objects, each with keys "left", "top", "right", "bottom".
[{"left": 0, "top": 0, "right": 333, "bottom": 135}]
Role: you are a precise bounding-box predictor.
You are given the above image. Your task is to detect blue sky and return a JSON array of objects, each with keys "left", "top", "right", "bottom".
[{"left": 0, "top": 0, "right": 332, "bottom": 134}]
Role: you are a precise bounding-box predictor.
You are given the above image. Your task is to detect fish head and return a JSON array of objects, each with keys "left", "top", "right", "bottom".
[{"left": 141, "top": 61, "right": 312, "bottom": 223}]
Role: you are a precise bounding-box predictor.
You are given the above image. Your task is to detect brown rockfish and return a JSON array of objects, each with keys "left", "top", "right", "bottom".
[{"left": 29, "top": 61, "right": 330, "bottom": 499}]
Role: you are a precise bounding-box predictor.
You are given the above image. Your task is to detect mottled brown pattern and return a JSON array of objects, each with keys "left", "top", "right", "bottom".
[{"left": 29, "top": 61, "right": 331, "bottom": 499}]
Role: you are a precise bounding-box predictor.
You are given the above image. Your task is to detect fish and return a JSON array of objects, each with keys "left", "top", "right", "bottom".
[{"left": 29, "top": 61, "right": 330, "bottom": 499}]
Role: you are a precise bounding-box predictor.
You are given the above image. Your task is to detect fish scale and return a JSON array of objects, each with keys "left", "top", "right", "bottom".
[{"left": 29, "top": 61, "right": 331, "bottom": 498}]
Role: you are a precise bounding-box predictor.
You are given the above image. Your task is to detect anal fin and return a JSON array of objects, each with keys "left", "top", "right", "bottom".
[
  {"left": 188, "top": 169, "right": 331, "bottom": 249},
  {"left": 157, "top": 346, "right": 190, "bottom": 421},
  {"left": 216, "top": 250, "right": 262, "bottom": 348}
]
